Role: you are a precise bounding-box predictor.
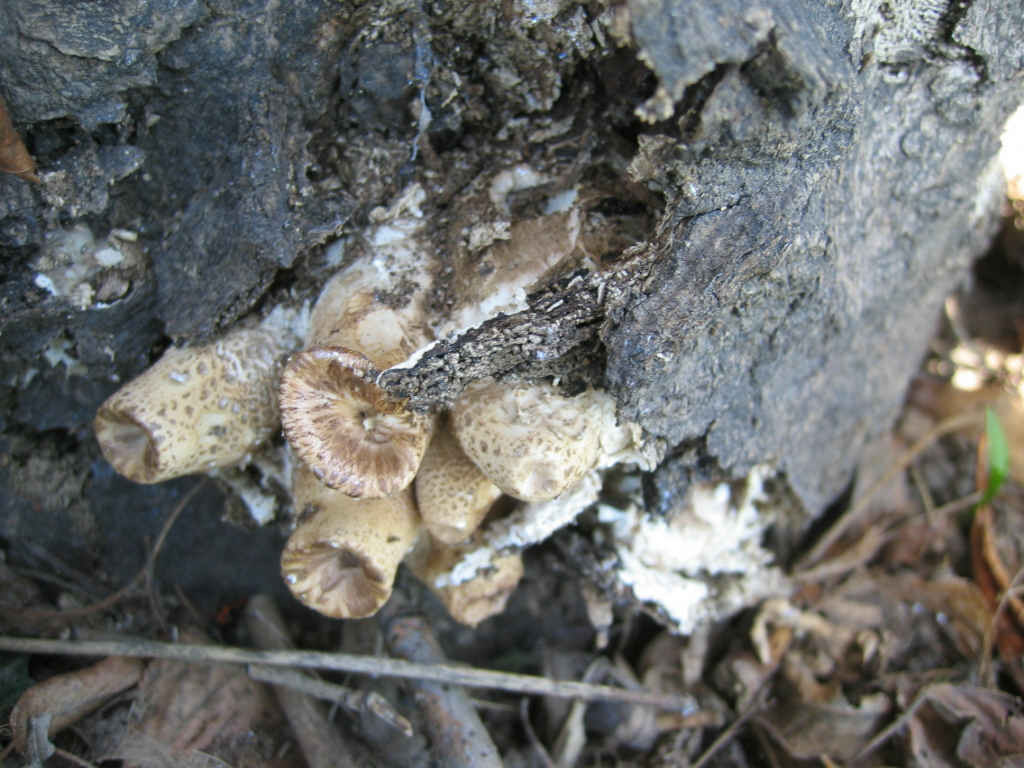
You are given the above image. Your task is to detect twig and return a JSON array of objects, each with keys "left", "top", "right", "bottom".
[
  {"left": 20, "top": 482, "right": 204, "bottom": 625},
  {"left": 796, "top": 411, "right": 983, "bottom": 571},
  {"left": 146, "top": 481, "right": 206, "bottom": 630},
  {"left": 980, "top": 566, "right": 1024, "bottom": 687},
  {"left": 691, "top": 688, "right": 767, "bottom": 768},
  {"left": 53, "top": 746, "right": 99, "bottom": 768},
  {"left": 520, "top": 698, "right": 557, "bottom": 768},
  {"left": 853, "top": 683, "right": 933, "bottom": 761},
  {"left": 385, "top": 614, "right": 503, "bottom": 768},
  {"left": 248, "top": 665, "right": 412, "bottom": 737},
  {"left": 0, "top": 635, "right": 697, "bottom": 711}
]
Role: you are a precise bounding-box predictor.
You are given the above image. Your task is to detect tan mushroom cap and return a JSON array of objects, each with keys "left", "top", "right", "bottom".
[
  {"left": 309, "top": 267, "right": 431, "bottom": 369},
  {"left": 280, "top": 346, "right": 433, "bottom": 498},
  {"left": 409, "top": 539, "right": 524, "bottom": 627},
  {"left": 415, "top": 423, "right": 503, "bottom": 544},
  {"left": 94, "top": 328, "right": 283, "bottom": 483},
  {"left": 282, "top": 465, "right": 420, "bottom": 618},
  {"left": 451, "top": 379, "right": 603, "bottom": 502}
]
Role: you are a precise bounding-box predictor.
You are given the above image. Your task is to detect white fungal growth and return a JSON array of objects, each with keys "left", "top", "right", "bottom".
[{"left": 605, "top": 465, "right": 791, "bottom": 634}]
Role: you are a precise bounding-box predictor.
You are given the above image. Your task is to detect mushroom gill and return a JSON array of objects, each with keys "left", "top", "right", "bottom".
[
  {"left": 281, "top": 465, "right": 420, "bottom": 618},
  {"left": 280, "top": 347, "right": 432, "bottom": 498}
]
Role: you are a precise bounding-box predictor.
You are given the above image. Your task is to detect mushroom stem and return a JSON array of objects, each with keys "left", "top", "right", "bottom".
[
  {"left": 94, "top": 327, "right": 285, "bottom": 483},
  {"left": 281, "top": 465, "right": 420, "bottom": 619}
]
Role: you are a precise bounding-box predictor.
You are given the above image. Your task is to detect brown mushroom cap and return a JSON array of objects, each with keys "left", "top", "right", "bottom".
[
  {"left": 451, "top": 379, "right": 603, "bottom": 501},
  {"left": 414, "top": 423, "right": 503, "bottom": 544},
  {"left": 94, "top": 328, "right": 283, "bottom": 483},
  {"left": 282, "top": 465, "right": 420, "bottom": 618},
  {"left": 280, "top": 346, "right": 433, "bottom": 498},
  {"left": 309, "top": 266, "right": 430, "bottom": 369}
]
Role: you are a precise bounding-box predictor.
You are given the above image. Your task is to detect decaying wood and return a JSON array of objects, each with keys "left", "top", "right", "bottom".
[
  {"left": 378, "top": 247, "right": 655, "bottom": 411},
  {"left": 9, "top": 655, "right": 144, "bottom": 754},
  {"left": 243, "top": 595, "right": 373, "bottom": 768}
]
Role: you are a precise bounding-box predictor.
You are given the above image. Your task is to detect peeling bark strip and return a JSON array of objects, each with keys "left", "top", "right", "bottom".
[
  {"left": 378, "top": 247, "right": 656, "bottom": 411},
  {"left": 0, "top": 94, "right": 38, "bottom": 182}
]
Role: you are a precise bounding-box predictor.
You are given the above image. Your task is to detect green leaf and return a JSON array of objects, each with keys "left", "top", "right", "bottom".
[{"left": 980, "top": 406, "right": 1010, "bottom": 507}]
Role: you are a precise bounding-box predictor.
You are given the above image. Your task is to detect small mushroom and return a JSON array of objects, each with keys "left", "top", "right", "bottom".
[
  {"left": 281, "top": 464, "right": 420, "bottom": 618},
  {"left": 280, "top": 257, "right": 435, "bottom": 497},
  {"left": 409, "top": 538, "right": 524, "bottom": 627},
  {"left": 451, "top": 379, "right": 605, "bottom": 501},
  {"left": 94, "top": 327, "right": 284, "bottom": 483},
  {"left": 414, "top": 422, "right": 503, "bottom": 544}
]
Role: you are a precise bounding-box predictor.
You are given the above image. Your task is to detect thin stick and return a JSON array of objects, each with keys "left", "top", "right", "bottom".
[
  {"left": 53, "top": 746, "right": 99, "bottom": 768},
  {"left": 980, "top": 566, "right": 1024, "bottom": 687},
  {"left": 146, "top": 481, "right": 206, "bottom": 629},
  {"left": 853, "top": 684, "right": 933, "bottom": 761},
  {"left": 796, "top": 411, "right": 982, "bottom": 571},
  {"left": 520, "top": 698, "right": 557, "bottom": 768},
  {"left": 0, "top": 636, "right": 695, "bottom": 711},
  {"left": 691, "top": 689, "right": 766, "bottom": 768},
  {"left": 248, "top": 665, "right": 412, "bottom": 737},
  {"left": 20, "top": 482, "right": 204, "bottom": 625}
]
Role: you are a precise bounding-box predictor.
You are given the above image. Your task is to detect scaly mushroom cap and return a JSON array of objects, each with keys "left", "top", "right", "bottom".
[
  {"left": 409, "top": 539, "right": 524, "bottom": 627},
  {"left": 282, "top": 466, "right": 420, "bottom": 618},
  {"left": 414, "top": 423, "right": 503, "bottom": 544},
  {"left": 280, "top": 346, "right": 432, "bottom": 498},
  {"left": 451, "top": 379, "right": 603, "bottom": 501},
  {"left": 94, "top": 328, "right": 283, "bottom": 483}
]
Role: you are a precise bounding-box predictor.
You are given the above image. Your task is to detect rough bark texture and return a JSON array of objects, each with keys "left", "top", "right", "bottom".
[{"left": 0, "top": 0, "right": 1021, "bottom": 603}]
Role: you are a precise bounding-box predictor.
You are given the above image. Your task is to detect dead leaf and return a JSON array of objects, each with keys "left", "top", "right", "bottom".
[
  {"left": 758, "top": 656, "right": 891, "bottom": 762},
  {"left": 128, "top": 628, "right": 272, "bottom": 759},
  {"left": 0, "top": 94, "right": 39, "bottom": 183},
  {"left": 9, "top": 655, "right": 144, "bottom": 753},
  {"left": 907, "top": 683, "right": 1024, "bottom": 768}
]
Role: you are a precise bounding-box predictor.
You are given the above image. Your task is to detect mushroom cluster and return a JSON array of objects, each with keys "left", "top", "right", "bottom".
[{"left": 93, "top": 180, "right": 657, "bottom": 626}]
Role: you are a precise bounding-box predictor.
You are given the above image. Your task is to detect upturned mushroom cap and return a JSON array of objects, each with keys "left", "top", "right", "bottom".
[
  {"left": 451, "top": 379, "right": 603, "bottom": 501},
  {"left": 414, "top": 423, "right": 503, "bottom": 544},
  {"left": 280, "top": 346, "right": 433, "bottom": 498},
  {"left": 94, "top": 328, "right": 283, "bottom": 483},
  {"left": 408, "top": 538, "right": 524, "bottom": 627},
  {"left": 282, "top": 465, "right": 420, "bottom": 618},
  {"left": 309, "top": 265, "right": 430, "bottom": 369}
]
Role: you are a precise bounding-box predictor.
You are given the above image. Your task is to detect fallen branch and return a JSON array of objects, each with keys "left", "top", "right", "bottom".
[{"left": 0, "top": 636, "right": 696, "bottom": 711}]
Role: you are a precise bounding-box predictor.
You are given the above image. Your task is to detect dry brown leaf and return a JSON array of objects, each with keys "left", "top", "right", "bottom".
[
  {"left": 132, "top": 635, "right": 273, "bottom": 757},
  {"left": 757, "top": 656, "right": 891, "bottom": 762},
  {"left": 907, "top": 683, "right": 1024, "bottom": 768},
  {"left": 0, "top": 94, "right": 39, "bottom": 183},
  {"left": 9, "top": 655, "right": 144, "bottom": 753}
]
